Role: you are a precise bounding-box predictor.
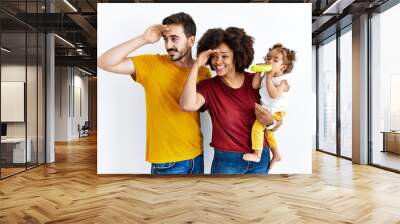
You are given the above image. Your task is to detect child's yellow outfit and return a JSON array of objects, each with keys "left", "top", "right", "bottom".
[
  {"left": 252, "top": 111, "right": 285, "bottom": 150},
  {"left": 252, "top": 74, "right": 291, "bottom": 151}
]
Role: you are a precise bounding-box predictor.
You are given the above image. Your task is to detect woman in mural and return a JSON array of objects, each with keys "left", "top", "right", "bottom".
[{"left": 180, "top": 27, "right": 280, "bottom": 174}]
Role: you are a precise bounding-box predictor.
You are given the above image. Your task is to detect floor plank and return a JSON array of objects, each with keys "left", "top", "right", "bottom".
[{"left": 1, "top": 134, "right": 400, "bottom": 223}]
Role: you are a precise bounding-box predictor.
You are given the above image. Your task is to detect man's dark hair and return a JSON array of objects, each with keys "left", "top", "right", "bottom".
[
  {"left": 197, "top": 27, "right": 254, "bottom": 73},
  {"left": 162, "top": 12, "right": 196, "bottom": 37}
]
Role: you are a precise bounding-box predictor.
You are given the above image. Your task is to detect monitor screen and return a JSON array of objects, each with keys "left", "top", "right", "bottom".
[{"left": 1, "top": 123, "right": 7, "bottom": 137}]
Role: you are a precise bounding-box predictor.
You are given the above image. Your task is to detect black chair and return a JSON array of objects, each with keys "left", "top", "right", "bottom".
[{"left": 79, "top": 121, "right": 90, "bottom": 138}]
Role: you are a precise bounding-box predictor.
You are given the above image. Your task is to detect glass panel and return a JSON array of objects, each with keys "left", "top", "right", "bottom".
[
  {"left": 1, "top": 30, "right": 27, "bottom": 177},
  {"left": 340, "top": 29, "right": 352, "bottom": 158},
  {"left": 318, "top": 37, "right": 337, "bottom": 154},
  {"left": 371, "top": 3, "right": 400, "bottom": 171},
  {"left": 38, "top": 32, "right": 45, "bottom": 165},
  {"left": 25, "top": 0, "right": 38, "bottom": 169},
  {"left": 27, "top": 31, "right": 38, "bottom": 169},
  {"left": 0, "top": 1, "right": 46, "bottom": 178}
]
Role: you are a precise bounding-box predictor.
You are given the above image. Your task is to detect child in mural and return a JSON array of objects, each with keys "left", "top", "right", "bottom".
[{"left": 243, "top": 43, "right": 296, "bottom": 170}]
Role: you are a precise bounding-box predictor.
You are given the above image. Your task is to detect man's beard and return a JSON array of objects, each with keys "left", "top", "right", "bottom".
[{"left": 168, "top": 48, "right": 190, "bottom": 61}]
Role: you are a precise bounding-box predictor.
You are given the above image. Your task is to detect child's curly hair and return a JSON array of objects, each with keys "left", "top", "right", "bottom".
[
  {"left": 197, "top": 27, "right": 254, "bottom": 73},
  {"left": 268, "top": 43, "right": 296, "bottom": 74}
]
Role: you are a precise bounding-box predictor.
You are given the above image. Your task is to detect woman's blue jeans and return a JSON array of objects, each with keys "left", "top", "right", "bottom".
[{"left": 211, "top": 147, "right": 270, "bottom": 174}]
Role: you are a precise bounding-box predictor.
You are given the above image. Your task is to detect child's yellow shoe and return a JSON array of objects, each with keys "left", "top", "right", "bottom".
[{"left": 249, "top": 64, "right": 273, "bottom": 73}]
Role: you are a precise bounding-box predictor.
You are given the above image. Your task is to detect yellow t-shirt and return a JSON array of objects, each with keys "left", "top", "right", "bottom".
[{"left": 131, "top": 54, "right": 211, "bottom": 163}]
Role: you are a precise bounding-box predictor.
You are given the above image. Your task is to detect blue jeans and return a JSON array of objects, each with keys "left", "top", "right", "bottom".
[
  {"left": 151, "top": 154, "right": 204, "bottom": 175},
  {"left": 211, "top": 147, "right": 270, "bottom": 174}
]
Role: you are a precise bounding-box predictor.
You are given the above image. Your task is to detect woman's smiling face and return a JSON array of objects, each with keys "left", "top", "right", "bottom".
[{"left": 210, "top": 42, "right": 236, "bottom": 76}]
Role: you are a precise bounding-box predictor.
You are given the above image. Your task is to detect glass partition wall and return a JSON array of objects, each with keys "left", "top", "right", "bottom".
[
  {"left": 316, "top": 26, "right": 353, "bottom": 159},
  {"left": 339, "top": 27, "right": 352, "bottom": 159},
  {"left": 370, "top": 3, "right": 400, "bottom": 172},
  {"left": 317, "top": 35, "right": 337, "bottom": 155},
  {"left": 0, "top": 1, "right": 46, "bottom": 179},
  {"left": 0, "top": 31, "right": 28, "bottom": 177},
  {"left": 316, "top": 0, "right": 400, "bottom": 172}
]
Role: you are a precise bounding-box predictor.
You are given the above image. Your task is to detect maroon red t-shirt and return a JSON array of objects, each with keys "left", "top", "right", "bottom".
[{"left": 197, "top": 73, "right": 266, "bottom": 153}]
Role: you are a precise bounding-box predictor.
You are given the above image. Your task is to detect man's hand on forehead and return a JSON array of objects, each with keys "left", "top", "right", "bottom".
[
  {"left": 159, "top": 24, "right": 170, "bottom": 35},
  {"left": 142, "top": 24, "right": 170, "bottom": 44},
  {"left": 158, "top": 25, "right": 169, "bottom": 32}
]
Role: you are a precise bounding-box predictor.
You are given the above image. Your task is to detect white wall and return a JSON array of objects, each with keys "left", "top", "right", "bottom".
[
  {"left": 1, "top": 82, "right": 24, "bottom": 123},
  {"left": 71, "top": 71, "right": 89, "bottom": 139},
  {"left": 1, "top": 65, "right": 26, "bottom": 81},
  {"left": 1, "top": 64, "right": 46, "bottom": 163},
  {"left": 1, "top": 65, "right": 35, "bottom": 138},
  {"left": 55, "top": 67, "right": 69, "bottom": 141},
  {"left": 98, "top": 3, "right": 313, "bottom": 174},
  {"left": 55, "top": 67, "right": 89, "bottom": 141}
]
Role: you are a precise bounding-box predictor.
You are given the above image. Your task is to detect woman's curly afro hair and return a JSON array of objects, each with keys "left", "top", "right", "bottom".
[{"left": 197, "top": 27, "right": 254, "bottom": 73}]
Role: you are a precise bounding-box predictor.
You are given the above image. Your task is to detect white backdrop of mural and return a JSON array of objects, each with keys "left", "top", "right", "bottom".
[{"left": 97, "top": 3, "right": 312, "bottom": 174}]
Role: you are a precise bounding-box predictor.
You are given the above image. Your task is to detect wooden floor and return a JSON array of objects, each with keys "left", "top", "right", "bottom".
[
  {"left": 1, "top": 135, "right": 400, "bottom": 223},
  {"left": 1, "top": 167, "right": 26, "bottom": 178},
  {"left": 372, "top": 150, "right": 400, "bottom": 171}
]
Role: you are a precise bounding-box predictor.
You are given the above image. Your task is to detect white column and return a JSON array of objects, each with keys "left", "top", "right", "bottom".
[
  {"left": 45, "top": 0, "right": 55, "bottom": 163},
  {"left": 46, "top": 33, "right": 55, "bottom": 163}
]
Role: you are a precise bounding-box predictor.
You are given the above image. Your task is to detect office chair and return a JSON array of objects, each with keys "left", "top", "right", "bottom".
[{"left": 79, "top": 121, "right": 90, "bottom": 138}]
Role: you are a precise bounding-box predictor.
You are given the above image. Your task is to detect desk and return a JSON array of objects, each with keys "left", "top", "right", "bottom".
[
  {"left": 1, "top": 138, "right": 31, "bottom": 163},
  {"left": 381, "top": 131, "right": 400, "bottom": 154}
]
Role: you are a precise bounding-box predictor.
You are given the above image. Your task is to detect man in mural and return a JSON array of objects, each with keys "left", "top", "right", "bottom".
[{"left": 98, "top": 12, "right": 210, "bottom": 174}]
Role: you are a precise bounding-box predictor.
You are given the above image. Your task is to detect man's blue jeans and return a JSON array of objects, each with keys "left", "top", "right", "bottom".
[
  {"left": 151, "top": 154, "right": 204, "bottom": 175},
  {"left": 211, "top": 147, "right": 270, "bottom": 174}
]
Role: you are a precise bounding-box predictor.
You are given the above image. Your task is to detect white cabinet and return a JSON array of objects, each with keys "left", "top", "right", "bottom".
[{"left": 1, "top": 138, "right": 32, "bottom": 163}]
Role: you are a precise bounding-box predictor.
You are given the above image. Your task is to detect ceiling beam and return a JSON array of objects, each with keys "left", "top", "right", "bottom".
[
  {"left": 67, "top": 13, "right": 97, "bottom": 39},
  {"left": 322, "top": 0, "right": 356, "bottom": 14},
  {"left": 55, "top": 55, "right": 96, "bottom": 68}
]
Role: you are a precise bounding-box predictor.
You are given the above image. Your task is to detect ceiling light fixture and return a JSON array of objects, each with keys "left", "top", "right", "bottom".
[
  {"left": 63, "top": 0, "right": 78, "bottom": 12},
  {"left": 54, "top": 34, "right": 75, "bottom": 48},
  {"left": 1, "top": 47, "right": 11, "bottom": 53},
  {"left": 78, "top": 67, "right": 93, "bottom": 76}
]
